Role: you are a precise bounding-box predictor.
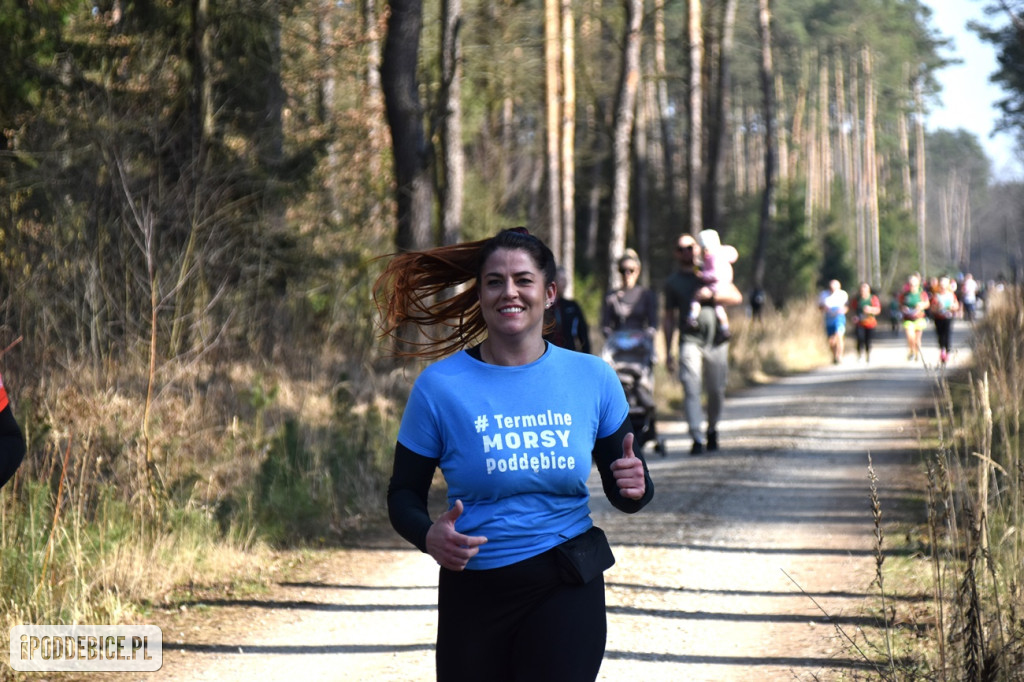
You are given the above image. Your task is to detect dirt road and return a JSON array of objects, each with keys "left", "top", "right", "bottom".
[{"left": 120, "top": 327, "right": 965, "bottom": 681}]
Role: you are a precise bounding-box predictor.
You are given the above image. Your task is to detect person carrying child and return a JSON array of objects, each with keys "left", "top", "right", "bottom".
[{"left": 689, "top": 229, "right": 738, "bottom": 342}]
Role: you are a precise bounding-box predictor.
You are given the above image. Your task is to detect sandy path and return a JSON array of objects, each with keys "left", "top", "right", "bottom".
[{"left": 80, "top": 326, "right": 965, "bottom": 681}]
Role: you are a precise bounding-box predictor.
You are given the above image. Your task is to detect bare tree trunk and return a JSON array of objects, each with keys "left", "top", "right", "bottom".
[
  {"left": 501, "top": 96, "right": 514, "bottom": 197},
  {"left": 258, "top": 0, "right": 288, "bottom": 355},
  {"left": 643, "top": 66, "right": 664, "bottom": 192},
  {"left": 898, "top": 108, "right": 912, "bottom": 214},
  {"left": 196, "top": 0, "right": 215, "bottom": 145},
  {"left": 586, "top": 143, "right": 601, "bottom": 265},
  {"left": 560, "top": 0, "right": 576, "bottom": 293},
  {"left": 440, "top": 0, "right": 464, "bottom": 245},
  {"left": 733, "top": 101, "right": 747, "bottom": 195},
  {"left": 834, "top": 59, "right": 853, "bottom": 197},
  {"left": 851, "top": 57, "right": 866, "bottom": 281},
  {"left": 317, "top": 1, "right": 337, "bottom": 222},
  {"left": 863, "top": 47, "right": 881, "bottom": 286},
  {"left": 580, "top": 3, "right": 601, "bottom": 268},
  {"left": 804, "top": 60, "right": 818, "bottom": 233},
  {"left": 704, "top": 0, "right": 738, "bottom": 232},
  {"left": 789, "top": 59, "right": 808, "bottom": 184},
  {"left": 381, "top": 0, "right": 433, "bottom": 250},
  {"left": 608, "top": 0, "right": 643, "bottom": 288},
  {"left": 365, "top": 0, "right": 383, "bottom": 104},
  {"left": 544, "top": 0, "right": 563, "bottom": 251},
  {"left": 529, "top": 150, "right": 546, "bottom": 229},
  {"left": 314, "top": 2, "right": 332, "bottom": 124},
  {"left": 752, "top": 0, "right": 776, "bottom": 289},
  {"left": 362, "top": 0, "right": 386, "bottom": 229},
  {"left": 687, "top": 0, "right": 704, "bottom": 236},
  {"left": 940, "top": 172, "right": 971, "bottom": 268},
  {"left": 899, "top": 64, "right": 914, "bottom": 216},
  {"left": 634, "top": 74, "right": 651, "bottom": 278},
  {"left": 263, "top": 2, "right": 285, "bottom": 175},
  {"left": 959, "top": 182, "right": 971, "bottom": 271},
  {"left": 171, "top": 0, "right": 215, "bottom": 359},
  {"left": 914, "top": 77, "right": 928, "bottom": 277},
  {"left": 582, "top": 97, "right": 603, "bottom": 267},
  {"left": 746, "top": 103, "right": 761, "bottom": 193},
  {"left": 653, "top": 0, "right": 676, "bottom": 208},
  {"left": 818, "top": 56, "right": 832, "bottom": 215},
  {"left": 939, "top": 179, "right": 954, "bottom": 264},
  {"left": 775, "top": 76, "right": 789, "bottom": 187}
]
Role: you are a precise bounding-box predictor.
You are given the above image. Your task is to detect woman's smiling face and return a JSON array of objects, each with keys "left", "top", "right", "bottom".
[{"left": 478, "top": 247, "right": 555, "bottom": 342}]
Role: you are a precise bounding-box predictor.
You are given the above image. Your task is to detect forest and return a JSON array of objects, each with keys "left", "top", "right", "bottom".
[
  {"left": 3, "top": 0, "right": 1023, "bottom": 365},
  {"left": 2, "top": 0, "right": 1024, "bottom": 667}
]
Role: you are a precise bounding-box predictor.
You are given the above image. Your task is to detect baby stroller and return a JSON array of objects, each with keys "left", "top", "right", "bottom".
[{"left": 601, "top": 330, "right": 666, "bottom": 456}]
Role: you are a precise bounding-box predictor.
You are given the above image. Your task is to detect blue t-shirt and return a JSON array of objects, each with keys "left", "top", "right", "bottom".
[{"left": 397, "top": 344, "right": 629, "bottom": 570}]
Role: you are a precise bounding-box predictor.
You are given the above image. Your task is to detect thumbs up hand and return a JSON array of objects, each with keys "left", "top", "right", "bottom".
[
  {"left": 425, "top": 499, "right": 488, "bottom": 571},
  {"left": 610, "top": 432, "right": 646, "bottom": 500}
]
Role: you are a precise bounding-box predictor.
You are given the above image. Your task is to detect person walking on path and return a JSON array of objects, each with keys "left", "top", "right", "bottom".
[
  {"left": 375, "top": 227, "right": 654, "bottom": 682},
  {"left": 959, "top": 272, "right": 979, "bottom": 322},
  {"left": 818, "top": 279, "right": 849, "bottom": 364},
  {"left": 600, "top": 249, "right": 659, "bottom": 394},
  {"left": 545, "top": 267, "right": 592, "bottom": 353},
  {"left": 663, "top": 232, "right": 743, "bottom": 456},
  {"left": 930, "top": 275, "right": 960, "bottom": 365},
  {"left": 899, "top": 273, "right": 930, "bottom": 362},
  {"left": 600, "top": 249, "right": 658, "bottom": 340},
  {"left": 852, "top": 282, "right": 882, "bottom": 363}
]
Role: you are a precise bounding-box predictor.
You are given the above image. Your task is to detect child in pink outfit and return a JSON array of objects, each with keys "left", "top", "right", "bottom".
[{"left": 688, "top": 229, "right": 738, "bottom": 339}]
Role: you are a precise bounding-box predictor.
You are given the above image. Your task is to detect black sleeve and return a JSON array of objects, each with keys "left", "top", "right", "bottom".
[
  {"left": 0, "top": 404, "right": 26, "bottom": 490},
  {"left": 593, "top": 417, "right": 654, "bottom": 513},
  {"left": 386, "top": 442, "right": 439, "bottom": 553}
]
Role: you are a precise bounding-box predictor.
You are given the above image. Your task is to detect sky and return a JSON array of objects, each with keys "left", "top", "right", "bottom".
[{"left": 922, "top": 0, "right": 1022, "bottom": 180}]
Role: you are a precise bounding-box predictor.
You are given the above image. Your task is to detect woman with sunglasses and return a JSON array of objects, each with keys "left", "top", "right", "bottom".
[
  {"left": 599, "top": 249, "right": 659, "bottom": 339},
  {"left": 376, "top": 228, "right": 654, "bottom": 682}
]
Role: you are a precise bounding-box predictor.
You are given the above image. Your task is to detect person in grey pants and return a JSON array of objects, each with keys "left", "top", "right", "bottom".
[{"left": 663, "top": 232, "right": 743, "bottom": 455}]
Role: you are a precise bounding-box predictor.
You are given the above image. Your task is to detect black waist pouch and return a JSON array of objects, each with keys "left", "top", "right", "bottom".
[{"left": 554, "top": 526, "right": 615, "bottom": 585}]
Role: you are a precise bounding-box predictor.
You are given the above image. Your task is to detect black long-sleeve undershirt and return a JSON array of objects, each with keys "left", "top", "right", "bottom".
[
  {"left": 593, "top": 416, "right": 655, "bottom": 513},
  {"left": 387, "top": 444, "right": 438, "bottom": 553},
  {"left": 386, "top": 415, "right": 654, "bottom": 554}
]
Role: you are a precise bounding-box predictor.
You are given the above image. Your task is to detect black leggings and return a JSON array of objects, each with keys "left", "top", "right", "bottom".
[
  {"left": 934, "top": 316, "right": 953, "bottom": 352},
  {"left": 436, "top": 548, "right": 606, "bottom": 682},
  {"left": 856, "top": 325, "right": 875, "bottom": 356}
]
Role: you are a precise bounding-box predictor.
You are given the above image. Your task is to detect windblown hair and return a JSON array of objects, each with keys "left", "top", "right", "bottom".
[{"left": 373, "top": 228, "right": 557, "bottom": 359}]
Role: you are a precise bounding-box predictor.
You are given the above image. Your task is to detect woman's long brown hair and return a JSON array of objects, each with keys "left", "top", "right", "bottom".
[{"left": 373, "top": 228, "right": 556, "bottom": 360}]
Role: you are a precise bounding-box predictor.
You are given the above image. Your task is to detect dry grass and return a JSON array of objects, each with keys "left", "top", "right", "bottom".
[
  {"left": 927, "top": 287, "right": 1024, "bottom": 680},
  {"left": 849, "top": 286, "right": 1024, "bottom": 680},
  {"left": 0, "top": 477, "right": 278, "bottom": 661},
  {"left": 0, "top": 341, "right": 399, "bottom": 641},
  {"left": 727, "top": 299, "right": 833, "bottom": 386}
]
